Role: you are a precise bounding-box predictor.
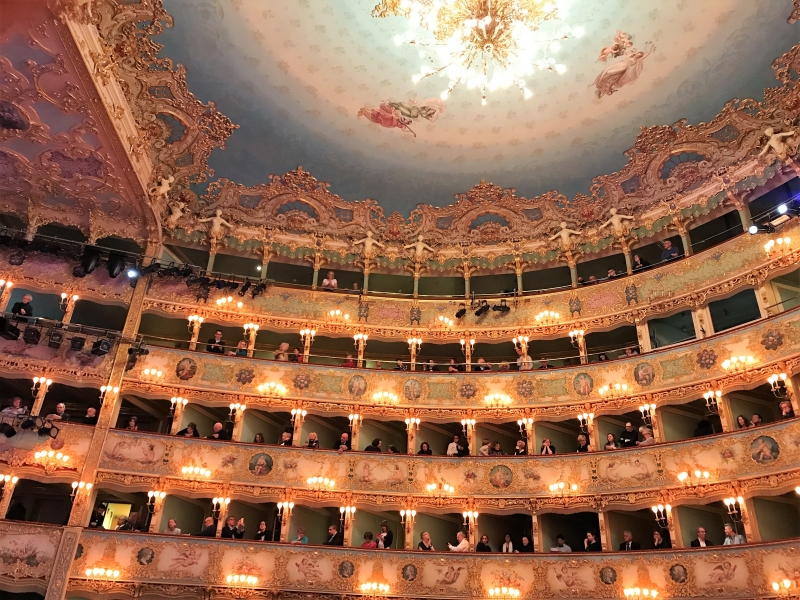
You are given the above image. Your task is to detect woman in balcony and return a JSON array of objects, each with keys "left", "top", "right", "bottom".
[
  {"left": 515, "top": 536, "right": 533, "bottom": 552},
  {"left": 604, "top": 433, "right": 618, "bottom": 450},
  {"left": 305, "top": 432, "right": 319, "bottom": 449},
  {"left": 447, "top": 358, "right": 460, "bottom": 373},
  {"left": 489, "top": 441, "right": 505, "bottom": 456},
  {"left": 501, "top": 534, "right": 514, "bottom": 553},
  {"left": 290, "top": 527, "right": 308, "bottom": 544},
  {"left": 576, "top": 434, "right": 593, "bottom": 452},
  {"left": 254, "top": 521, "right": 269, "bottom": 541},
  {"left": 361, "top": 532, "right": 377, "bottom": 548},
  {"left": 583, "top": 532, "right": 602, "bottom": 551},
  {"left": 540, "top": 438, "right": 556, "bottom": 455},
  {"left": 736, "top": 415, "right": 750, "bottom": 429},
  {"left": 176, "top": 422, "right": 200, "bottom": 437},
  {"left": 275, "top": 342, "right": 289, "bottom": 361},
  {"left": 418, "top": 441, "right": 433, "bottom": 455},
  {"left": 417, "top": 531, "right": 434, "bottom": 551},
  {"left": 780, "top": 400, "right": 795, "bottom": 419},
  {"left": 228, "top": 340, "right": 248, "bottom": 357},
  {"left": 125, "top": 416, "right": 138, "bottom": 431}
]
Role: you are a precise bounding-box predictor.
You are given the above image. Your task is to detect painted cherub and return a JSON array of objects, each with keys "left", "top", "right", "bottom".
[
  {"left": 149, "top": 175, "right": 174, "bottom": 202},
  {"left": 352, "top": 231, "right": 385, "bottom": 257},
  {"left": 404, "top": 235, "right": 435, "bottom": 261},
  {"left": 165, "top": 200, "right": 187, "bottom": 230},
  {"left": 599, "top": 207, "right": 635, "bottom": 237},
  {"left": 198, "top": 208, "right": 233, "bottom": 243},
  {"left": 758, "top": 127, "right": 797, "bottom": 160},
  {"left": 549, "top": 222, "right": 582, "bottom": 252}
]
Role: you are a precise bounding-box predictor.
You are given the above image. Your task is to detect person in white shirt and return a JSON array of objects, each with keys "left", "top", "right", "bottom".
[
  {"left": 479, "top": 438, "right": 491, "bottom": 456},
  {"left": 637, "top": 426, "right": 656, "bottom": 446},
  {"left": 551, "top": 534, "right": 572, "bottom": 552},
  {"left": 446, "top": 435, "right": 460, "bottom": 456},
  {"left": 722, "top": 523, "right": 745, "bottom": 545},
  {"left": 448, "top": 531, "right": 470, "bottom": 552},
  {"left": 518, "top": 353, "right": 533, "bottom": 371},
  {"left": 321, "top": 270, "right": 337, "bottom": 289},
  {"left": 1, "top": 397, "right": 26, "bottom": 416},
  {"left": 501, "top": 533, "right": 514, "bottom": 552},
  {"left": 163, "top": 518, "right": 181, "bottom": 535}
]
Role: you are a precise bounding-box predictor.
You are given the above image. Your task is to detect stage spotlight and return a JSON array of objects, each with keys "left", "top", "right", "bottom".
[
  {"left": 177, "top": 265, "right": 193, "bottom": 278},
  {"left": 161, "top": 265, "right": 180, "bottom": 278},
  {"left": 196, "top": 285, "right": 210, "bottom": 302},
  {"left": 224, "top": 280, "right": 239, "bottom": 291},
  {"left": 23, "top": 327, "right": 41, "bottom": 345},
  {"left": 80, "top": 247, "right": 101, "bottom": 274},
  {"left": 492, "top": 299, "right": 511, "bottom": 312},
  {"left": 474, "top": 300, "right": 490, "bottom": 317},
  {"left": 70, "top": 336, "right": 86, "bottom": 351},
  {"left": 107, "top": 254, "right": 125, "bottom": 278},
  {"left": 127, "top": 268, "right": 139, "bottom": 279},
  {"left": 8, "top": 250, "right": 25, "bottom": 265},
  {"left": 0, "top": 318, "right": 20, "bottom": 340},
  {"left": 252, "top": 282, "right": 267, "bottom": 298},
  {"left": 748, "top": 223, "right": 775, "bottom": 235},
  {"left": 778, "top": 203, "right": 788, "bottom": 215},
  {"left": 455, "top": 303, "right": 467, "bottom": 319},
  {"left": 239, "top": 280, "right": 252, "bottom": 296},
  {"left": 48, "top": 330, "right": 64, "bottom": 349},
  {"left": 91, "top": 338, "right": 112, "bottom": 356},
  {"left": 140, "top": 262, "right": 161, "bottom": 275}
]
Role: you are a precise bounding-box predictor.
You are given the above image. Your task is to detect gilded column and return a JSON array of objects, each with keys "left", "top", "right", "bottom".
[
  {"left": 292, "top": 413, "right": 305, "bottom": 447},
  {"left": 597, "top": 510, "right": 610, "bottom": 551},
  {"left": 260, "top": 244, "right": 272, "bottom": 281},
  {"left": 0, "top": 282, "right": 14, "bottom": 312},
  {"left": 403, "top": 513, "right": 415, "bottom": 550},
  {"left": 362, "top": 265, "right": 370, "bottom": 295},
  {"left": 666, "top": 506, "right": 683, "bottom": 548},
  {"left": 690, "top": 305, "right": 713, "bottom": 339},
  {"left": 206, "top": 247, "right": 217, "bottom": 273},
  {"left": 568, "top": 258, "right": 578, "bottom": 288},
  {"left": 757, "top": 282, "right": 780, "bottom": 317},
  {"left": 622, "top": 246, "right": 633, "bottom": 275},
  {"left": 61, "top": 293, "right": 79, "bottom": 323},
  {"left": 726, "top": 190, "right": 752, "bottom": 229},
  {"left": 147, "top": 492, "right": 167, "bottom": 533},
  {"left": 635, "top": 317, "right": 652, "bottom": 352},
  {"left": 673, "top": 217, "right": 693, "bottom": 257},
  {"left": 30, "top": 382, "right": 52, "bottom": 417},
  {"left": 531, "top": 511, "right": 542, "bottom": 553},
  {"left": 231, "top": 404, "right": 246, "bottom": 442},
  {"left": 279, "top": 508, "right": 292, "bottom": 543},
  {"left": 786, "top": 372, "right": 800, "bottom": 414},
  {"left": 406, "top": 424, "right": 417, "bottom": 455},
  {"left": 717, "top": 393, "right": 736, "bottom": 432},
  {"left": 308, "top": 251, "right": 322, "bottom": 290},
  {"left": 350, "top": 418, "right": 362, "bottom": 451},
  {"left": 649, "top": 404, "right": 664, "bottom": 443},
  {"left": 44, "top": 526, "right": 83, "bottom": 600},
  {"left": 169, "top": 397, "right": 188, "bottom": 435},
  {"left": 525, "top": 417, "right": 536, "bottom": 456},
  {"left": 740, "top": 497, "right": 761, "bottom": 543}
]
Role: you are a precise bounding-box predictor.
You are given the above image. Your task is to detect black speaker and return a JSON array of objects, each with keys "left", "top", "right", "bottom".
[
  {"left": 70, "top": 336, "right": 86, "bottom": 351},
  {"left": 0, "top": 318, "right": 20, "bottom": 340},
  {"left": 48, "top": 330, "right": 64, "bottom": 349},
  {"left": 22, "top": 327, "right": 40, "bottom": 345},
  {"left": 91, "top": 338, "right": 112, "bottom": 356}
]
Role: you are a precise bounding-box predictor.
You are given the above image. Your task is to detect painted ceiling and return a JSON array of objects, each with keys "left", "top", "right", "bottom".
[{"left": 158, "top": 0, "right": 798, "bottom": 216}]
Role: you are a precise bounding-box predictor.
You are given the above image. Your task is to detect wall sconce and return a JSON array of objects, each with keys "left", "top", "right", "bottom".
[
  {"left": 623, "top": 588, "right": 658, "bottom": 600},
  {"left": 517, "top": 418, "right": 533, "bottom": 439},
  {"left": 339, "top": 505, "right": 356, "bottom": 525},
  {"left": 400, "top": 508, "right": 416, "bottom": 526},
  {"left": 292, "top": 407, "right": 308, "bottom": 424},
  {"left": 141, "top": 368, "right": 163, "bottom": 383},
  {"left": 484, "top": 394, "right": 512, "bottom": 409},
  {"left": 0, "top": 475, "right": 19, "bottom": 497},
  {"left": 187, "top": 314, "right": 204, "bottom": 332},
  {"left": 511, "top": 335, "right": 529, "bottom": 354},
  {"left": 257, "top": 382, "right": 287, "bottom": 397},
  {"left": 228, "top": 402, "right": 246, "bottom": 422},
  {"left": 433, "top": 315, "right": 454, "bottom": 330},
  {"left": 568, "top": 329, "right": 585, "bottom": 346},
  {"left": 768, "top": 373, "right": 788, "bottom": 398},
  {"left": 548, "top": 482, "right": 578, "bottom": 496},
  {"left": 0, "top": 279, "right": 13, "bottom": 291},
  {"left": 181, "top": 466, "right": 211, "bottom": 479},
  {"left": 703, "top": 389, "right": 721, "bottom": 414},
  {"left": 598, "top": 383, "right": 628, "bottom": 399},
  {"left": 354, "top": 332, "right": 369, "bottom": 348},
  {"left": 651, "top": 503, "right": 671, "bottom": 529},
  {"left": 721, "top": 355, "right": 755, "bottom": 372},
  {"left": 407, "top": 335, "right": 422, "bottom": 353},
  {"left": 170, "top": 396, "right": 188, "bottom": 416},
  {"left": 243, "top": 322, "right": 259, "bottom": 334},
  {"left": 85, "top": 567, "right": 120, "bottom": 580},
  {"left": 639, "top": 403, "right": 656, "bottom": 426},
  {"left": 488, "top": 587, "right": 521, "bottom": 599},
  {"left": 227, "top": 574, "right": 258, "bottom": 587},
  {"left": 577, "top": 412, "right": 594, "bottom": 433},
  {"left": 212, "top": 497, "right": 230, "bottom": 519},
  {"left": 462, "top": 510, "right": 478, "bottom": 530},
  {"left": 460, "top": 418, "right": 476, "bottom": 441},
  {"left": 326, "top": 309, "right": 350, "bottom": 324},
  {"left": 216, "top": 296, "right": 243, "bottom": 309},
  {"left": 459, "top": 337, "right": 475, "bottom": 354},
  {"left": 70, "top": 481, "right": 93, "bottom": 502},
  {"left": 307, "top": 476, "right": 335, "bottom": 491},
  {"left": 31, "top": 376, "right": 52, "bottom": 394},
  {"left": 764, "top": 236, "right": 791, "bottom": 255},
  {"left": 372, "top": 392, "right": 398, "bottom": 405},
  {"left": 147, "top": 490, "right": 166, "bottom": 514},
  {"left": 426, "top": 482, "right": 455, "bottom": 497},
  {"left": 99, "top": 385, "right": 119, "bottom": 403},
  {"left": 299, "top": 327, "right": 316, "bottom": 343},
  {"left": 405, "top": 417, "right": 420, "bottom": 431},
  {"left": 34, "top": 450, "right": 69, "bottom": 472},
  {"left": 277, "top": 501, "right": 294, "bottom": 523},
  {"left": 534, "top": 310, "right": 560, "bottom": 326},
  {"left": 59, "top": 293, "right": 79, "bottom": 311},
  {"left": 360, "top": 582, "right": 390, "bottom": 596},
  {"left": 772, "top": 580, "right": 796, "bottom": 597},
  {"left": 724, "top": 496, "right": 745, "bottom": 522},
  {"left": 796, "top": 486, "right": 800, "bottom": 496},
  {"left": 678, "top": 470, "right": 710, "bottom": 487}
]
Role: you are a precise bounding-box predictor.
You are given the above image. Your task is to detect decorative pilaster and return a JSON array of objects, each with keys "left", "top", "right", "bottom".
[
  {"left": 665, "top": 504, "right": 683, "bottom": 548},
  {"left": 622, "top": 246, "right": 633, "bottom": 275},
  {"left": 598, "top": 510, "right": 610, "bottom": 551},
  {"left": 690, "top": 305, "right": 713, "bottom": 339},
  {"left": 672, "top": 216, "right": 694, "bottom": 257},
  {"left": 718, "top": 393, "right": 736, "bottom": 432},
  {"left": 30, "top": 379, "right": 52, "bottom": 417},
  {"left": 44, "top": 526, "right": 83, "bottom": 600},
  {"left": 307, "top": 250, "right": 323, "bottom": 290},
  {"left": 740, "top": 496, "right": 761, "bottom": 543},
  {"left": 531, "top": 511, "right": 542, "bottom": 553},
  {"left": 726, "top": 190, "right": 752, "bottom": 229},
  {"left": 147, "top": 489, "right": 167, "bottom": 533},
  {"left": 635, "top": 317, "right": 652, "bottom": 353},
  {"left": 60, "top": 293, "right": 79, "bottom": 323}
]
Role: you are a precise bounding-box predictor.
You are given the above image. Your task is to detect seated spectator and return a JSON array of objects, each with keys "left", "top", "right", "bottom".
[
  {"left": 321, "top": 270, "right": 338, "bottom": 289},
  {"left": 540, "top": 438, "right": 556, "bottom": 455},
  {"left": 690, "top": 527, "right": 713, "bottom": 547},
  {"left": 418, "top": 441, "right": 433, "bottom": 455},
  {"left": 124, "top": 416, "right": 138, "bottom": 431},
  {"left": 619, "top": 530, "right": 640, "bottom": 551},
  {"left": 604, "top": 433, "right": 618, "bottom": 450},
  {"left": 206, "top": 330, "right": 225, "bottom": 354},
  {"left": 653, "top": 530, "right": 669, "bottom": 549},
  {"left": 632, "top": 254, "right": 650, "bottom": 270},
  {"left": 447, "top": 435, "right": 461, "bottom": 456},
  {"left": 584, "top": 531, "right": 601, "bottom": 551},
  {"left": 46, "top": 403, "right": 69, "bottom": 422},
  {"left": 448, "top": 531, "right": 470, "bottom": 552},
  {"left": 750, "top": 413, "right": 764, "bottom": 427},
  {"left": 364, "top": 438, "right": 382, "bottom": 452},
  {"left": 489, "top": 441, "right": 505, "bottom": 456},
  {"left": 207, "top": 422, "right": 231, "bottom": 441},
  {"left": 393, "top": 358, "right": 407, "bottom": 371},
  {"left": 177, "top": 422, "right": 200, "bottom": 437},
  {"left": 474, "top": 357, "right": 491, "bottom": 372},
  {"left": 324, "top": 524, "right": 344, "bottom": 546},
  {"left": 515, "top": 536, "right": 533, "bottom": 552},
  {"left": 192, "top": 517, "right": 217, "bottom": 537},
  {"left": 479, "top": 438, "right": 491, "bottom": 456},
  {"left": 253, "top": 433, "right": 265, "bottom": 443},
  {"left": 598, "top": 353, "right": 609, "bottom": 361},
  {"left": 587, "top": 275, "right": 598, "bottom": 284},
  {"left": 1, "top": 397, "right": 26, "bottom": 416},
  {"left": 290, "top": 527, "right": 308, "bottom": 544},
  {"left": 457, "top": 438, "right": 470, "bottom": 456},
  {"left": 518, "top": 352, "right": 533, "bottom": 371},
  {"left": 361, "top": 531, "right": 377, "bottom": 548},
  {"left": 552, "top": 534, "right": 572, "bottom": 552},
  {"left": 88, "top": 505, "right": 106, "bottom": 528},
  {"left": 279, "top": 431, "right": 292, "bottom": 446},
  {"left": 637, "top": 427, "right": 655, "bottom": 446},
  {"left": 607, "top": 268, "right": 618, "bottom": 279},
  {"left": 229, "top": 340, "right": 248, "bottom": 357},
  {"left": 275, "top": 342, "right": 289, "bottom": 361},
  {"left": 736, "top": 415, "right": 750, "bottom": 428},
  {"left": 335, "top": 432, "right": 351, "bottom": 452},
  {"left": 577, "top": 276, "right": 585, "bottom": 285},
  {"left": 538, "top": 358, "right": 553, "bottom": 369},
  {"left": 221, "top": 516, "right": 245, "bottom": 539},
  {"left": 291, "top": 347, "right": 304, "bottom": 363},
  {"left": 618, "top": 422, "right": 638, "bottom": 447},
  {"left": 780, "top": 400, "right": 795, "bottom": 419},
  {"left": 387, "top": 445, "right": 400, "bottom": 453},
  {"left": 115, "top": 516, "right": 130, "bottom": 531},
  {"left": 723, "top": 523, "right": 745, "bottom": 545},
  {"left": 447, "top": 358, "right": 460, "bottom": 373},
  {"left": 476, "top": 534, "right": 491, "bottom": 552},
  {"left": 305, "top": 432, "right": 319, "bottom": 449},
  {"left": 576, "top": 433, "right": 593, "bottom": 452},
  {"left": 373, "top": 360, "right": 383, "bottom": 369},
  {"left": 502, "top": 534, "right": 513, "bottom": 553},
  {"left": 11, "top": 293, "right": 33, "bottom": 317},
  {"left": 418, "top": 531, "right": 434, "bottom": 551},
  {"left": 81, "top": 407, "right": 99, "bottom": 426},
  {"left": 499, "top": 362, "right": 510, "bottom": 371},
  {"left": 694, "top": 420, "right": 714, "bottom": 437},
  {"left": 350, "top": 282, "right": 360, "bottom": 294},
  {"left": 660, "top": 239, "right": 680, "bottom": 261},
  {"left": 423, "top": 359, "right": 437, "bottom": 372},
  {"left": 341, "top": 353, "right": 356, "bottom": 368},
  {"left": 254, "top": 520, "right": 269, "bottom": 541},
  {"left": 624, "top": 347, "right": 639, "bottom": 357},
  {"left": 378, "top": 521, "right": 393, "bottom": 549},
  {"left": 163, "top": 518, "right": 181, "bottom": 535},
  {"left": 514, "top": 440, "right": 527, "bottom": 455}
]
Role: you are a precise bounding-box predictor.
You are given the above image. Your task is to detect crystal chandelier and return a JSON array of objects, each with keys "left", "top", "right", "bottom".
[{"left": 374, "top": 0, "right": 581, "bottom": 105}]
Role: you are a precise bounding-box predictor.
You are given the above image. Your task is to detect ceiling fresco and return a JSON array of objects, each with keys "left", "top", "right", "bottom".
[{"left": 156, "top": 0, "right": 799, "bottom": 215}]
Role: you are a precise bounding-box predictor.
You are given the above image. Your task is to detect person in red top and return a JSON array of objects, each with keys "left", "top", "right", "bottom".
[
  {"left": 341, "top": 353, "right": 356, "bottom": 368},
  {"left": 361, "top": 531, "right": 377, "bottom": 548}
]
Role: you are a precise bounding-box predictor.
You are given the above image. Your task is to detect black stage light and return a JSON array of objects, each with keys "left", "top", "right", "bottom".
[
  {"left": 80, "top": 247, "right": 101, "bottom": 274},
  {"left": 251, "top": 282, "right": 267, "bottom": 298},
  {"left": 8, "top": 250, "right": 25, "bottom": 265},
  {"left": 23, "top": 327, "right": 40, "bottom": 345},
  {"left": 0, "top": 318, "right": 20, "bottom": 340},
  {"left": 177, "top": 265, "right": 193, "bottom": 278},
  {"left": 48, "top": 330, "right": 64, "bottom": 349},
  {"left": 225, "top": 280, "right": 239, "bottom": 291},
  {"left": 492, "top": 299, "right": 511, "bottom": 312},
  {"left": 748, "top": 223, "right": 775, "bottom": 235},
  {"left": 141, "top": 262, "right": 161, "bottom": 275},
  {"left": 107, "top": 254, "right": 126, "bottom": 278},
  {"left": 239, "top": 279, "right": 252, "bottom": 296},
  {"left": 474, "top": 300, "right": 490, "bottom": 317},
  {"left": 91, "top": 338, "right": 112, "bottom": 356},
  {"left": 198, "top": 276, "right": 211, "bottom": 286},
  {"left": 70, "top": 336, "right": 86, "bottom": 351},
  {"left": 161, "top": 265, "right": 180, "bottom": 278},
  {"left": 196, "top": 285, "right": 210, "bottom": 302},
  {"left": 214, "top": 279, "right": 225, "bottom": 290},
  {"left": 455, "top": 303, "right": 467, "bottom": 319}
]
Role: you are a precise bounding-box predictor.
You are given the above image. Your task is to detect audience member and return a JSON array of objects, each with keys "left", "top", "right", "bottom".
[
  {"left": 735, "top": 415, "right": 750, "bottom": 428},
  {"left": 46, "top": 403, "right": 69, "bottom": 422},
  {"left": 604, "top": 433, "right": 618, "bottom": 450},
  {"left": 456, "top": 437, "right": 469, "bottom": 456},
  {"left": 176, "top": 422, "right": 200, "bottom": 437},
  {"left": 690, "top": 527, "right": 713, "bottom": 547},
  {"left": 324, "top": 524, "right": 344, "bottom": 546},
  {"left": 619, "top": 530, "right": 640, "bottom": 551},
  {"left": 378, "top": 521, "right": 393, "bottom": 549},
  {"left": 423, "top": 359, "right": 436, "bottom": 372},
  {"left": 418, "top": 531, "right": 434, "bottom": 551},
  {"left": 588, "top": 275, "right": 597, "bottom": 284},
  {"left": 275, "top": 342, "right": 289, "bottom": 361},
  {"left": 476, "top": 534, "right": 492, "bottom": 552},
  {"left": 228, "top": 340, "right": 248, "bottom": 357},
  {"left": 618, "top": 422, "right": 638, "bottom": 447},
  {"left": 750, "top": 413, "right": 763, "bottom": 427},
  {"left": 515, "top": 536, "right": 533, "bottom": 552},
  {"left": 499, "top": 362, "right": 510, "bottom": 371},
  {"left": 387, "top": 444, "right": 400, "bottom": 454},
  {"left": 447, "top": 435, "right": 460, "bottom": 456},
  {"left": 361, "top": 531, "right": 377, "bottom": 548},
  {"left": 448, "top": 358, "right": 460, "bottom": 373},
  {"left": 115, "top": 516, "right": 131, "bottom": 531},
  {"left": 660, "top": 240, "right": 680, "bottom": 261},
  {"left": 632, "top": 254, "right": 650, "bottom": 270},
  {"left": 552, "top": 534, "right": 572, "bottom": 552},
  {"left": 693, "top": 419, "right": 714, "bottom": 437},
  {"left": 125, "top": 416, "right": 138, "bottom": 431},
  {"left": 538, "top": 358, "right": 553, "bottom": 369},
  {"left": 518, "top": 352, "right": 533, "bottom": 371},
  {"left": 584, "top": 532, "right": 602, "bottom": 551},
  {"left": 253, "top": 433, "right": 265, "bottom": 443},
  {"left": 364, "top": 438, "right": 382, "bottom": 452},
  {"left": 637, "top": 427, "right": 655, "bottom": 446},
  {"left": 221, "top": 516, "right": 245, "bottom": 539},
  {"left": 290, "top": 527, "right": 308, "bottom": 544},
  {"left": 780, "top": 400, "right": 795, "bottom": 419},
  {"left": 448, "top": 531, "right": 470, "bottom": 552},
  {"left": 350, "top": 282, "right": 360, "bottom": 293},
  {"left": 393, "top": 358, "right": 407, "bottom": 371},
  {"left": 291, "top": 347, "right": 304, "bottom": 363},
  {"left": 598, "top": 353, "right": 609, "bottom": 361},
  {"left": 341, "top": 354, "right": 356, "bottom": 368},
  {"left": 163, "top": 518, "right": 181, "bottom": 535},
  {"left": 279, "top": 431, "right": 292, "bottom": 446},
  {"left": 723, "top": 523, "right": 745, "bottom": 545},
  {"left": 88, "top": 505, "right": 106, "bottom": 528},
  {"left": 207, "top": 422, "right": 231, "bottom": 441},
  {"left": 206, "top": 330, "right": 225, "bottom": 354},
  {"left": 607, "top": 268, "right": 618, "bottom": 279},
  {"left": 192, "top": 517, "right": 217, "bottom": 537},
  {"left": 418, "top": 442, "right": 432, "bottom": 455},
  {"left": 576, "top": 434, "right": 592, "bottom": 452},
  {"left": 474, "top": 357, "right": 491, "bottom": 372},
  {"left": 624, "top": 347, "right": 640, "bottom": 357},
  {"left": 540, "top": 438, "right": 556, "bottom": 455},
  {"left": 335, "top": 432, "right": 351, "bottom": 453},
  {"left": 489, "top": 441, "right": 505, "bottom": 456},
  {"left": 11, "top": 293, "right": 34, "bottom": 317},
  {"left": 374, "top": 361, "right": 383, "bottom": 369},
  {"left": 514, "top": 440, "right": 527, "bottom": 455},
  {"left": 305, "top": 432, "right": 319, "bottom": 449},
  {"left": 81, "top": 407, "right": 99, "bottom": 426},
  {"left": 321, "top": 270, "right": 337, "bottom": 289},
  {"left": 653, "top": 530, "right": 669, "bottom": 549},
  {"left": 1, "top": 397, "right": 25, "bottom": 416},
  {"left": 501, "top": 534, "right": 514, "bottom": 553},
  {"left": 254, "top": 521, "right": 269, "bottom": 541}
]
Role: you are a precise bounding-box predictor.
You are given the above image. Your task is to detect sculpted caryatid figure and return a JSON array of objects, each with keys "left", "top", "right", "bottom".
[
  {"left": 549, "top": 222, "right": 582, "bottom": 252},
  {"left": 599, "top": 208, "right": 635, "bottom": 238},
  {"left": 149, "top": 175, "right": 174, "bottom": 202},
  {"left": 404, "top": 235, "right": 435, "bottom": 261},
  {"left": 758, "top": 127, "right": 797, "bottom": 161},
  {"left": 352, "top": 231, "right": 385, "bottom": 257},
  {"left": 198, "top": 208, "right": 233, "bottom": 243}
]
